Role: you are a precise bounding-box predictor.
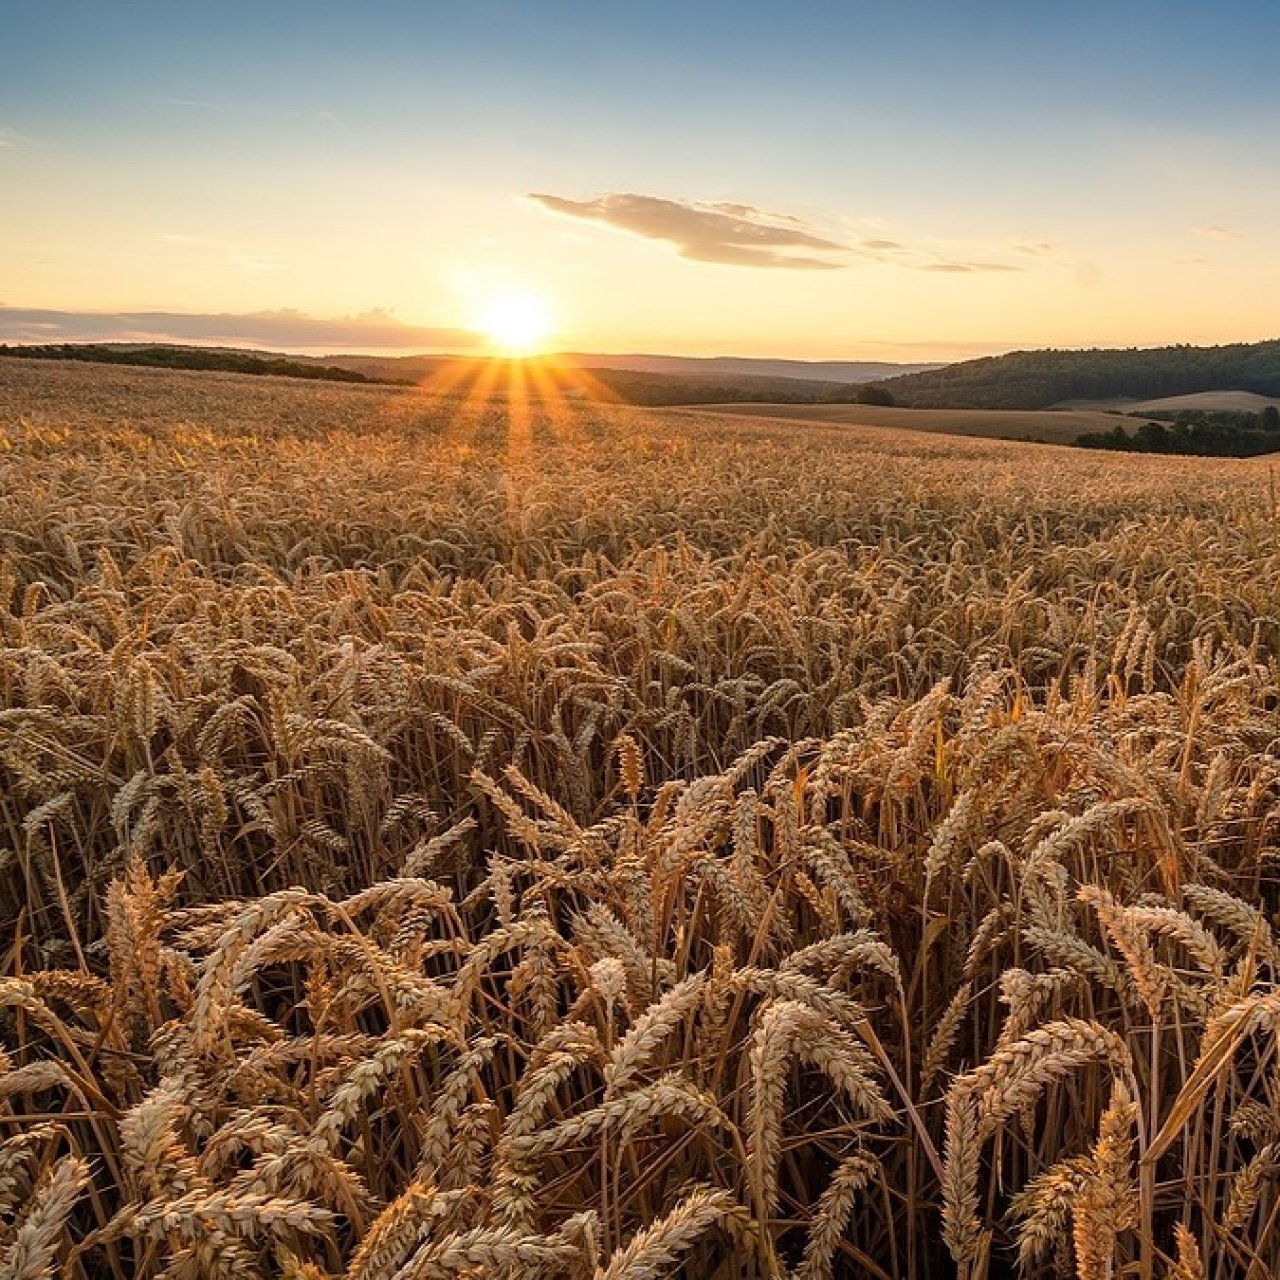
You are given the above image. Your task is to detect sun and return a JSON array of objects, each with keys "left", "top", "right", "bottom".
[{"left": 480, "top": 291, "right": 553, "bottom": 356}]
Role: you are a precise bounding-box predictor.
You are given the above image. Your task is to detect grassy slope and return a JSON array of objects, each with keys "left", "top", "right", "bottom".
[
  {"left": 681, "top": 400, "right": 1134, "bottom": 445},
  {"left": 1059, "top": 389, "right": 1280, "bottom": 414}
]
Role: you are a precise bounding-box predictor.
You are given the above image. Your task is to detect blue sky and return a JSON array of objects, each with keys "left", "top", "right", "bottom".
[{"left": 3, "top": 1, "right": 1279, "bottom": 357}]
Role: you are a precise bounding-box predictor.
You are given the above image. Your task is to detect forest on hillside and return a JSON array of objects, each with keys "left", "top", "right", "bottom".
[
  {"left": 884, "top": 339, "right": 1280, "bottom": 408},
  {"left": 0, "top": 343, "right": 375, "bottom": 384}
]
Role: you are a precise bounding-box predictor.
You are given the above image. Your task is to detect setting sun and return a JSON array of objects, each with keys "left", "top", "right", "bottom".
[{"left": 480, "top": 292, "right": 553, "bottom": 356}]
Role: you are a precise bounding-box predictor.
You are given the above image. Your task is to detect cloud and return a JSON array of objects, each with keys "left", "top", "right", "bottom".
[
  {"left": 156, "top": 234, "right": 285, "bottom": 275},
  {"left": 527, "top": 191, "right": 848, "bottom": 269},
  {"left": 854, "top": 233, "right": 1024, "bottom": 275},
  {"left": 530, "top": 189, "right": 1040, "bottom": 276},
  {"left": 164, "top": 98, "right": 338, "bottom": 125},
  {"left": 0, "top": 128, "right": 27, "bottom": 148},
  {"left": 0, "top": 306, "right": 480, "bottom": 352},
  {"left": 677, "top": 243, "right": 847, "bottom": 270},
  {"left": 227, "top": 255, "right": 286, "bottom": 274},
  {"left": 707, "top": 201, "right": 811, "bottom": 227},
  {"left": 1194, "top": 225, "right": 1242, "bottom": 241},
  {"left": 920, "top": 261, "right": 1021, "bottom": 274}
]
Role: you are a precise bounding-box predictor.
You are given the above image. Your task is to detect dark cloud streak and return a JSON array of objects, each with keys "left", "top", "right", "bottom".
[{"left": 0, "top": 307, "right": 480, "bottom": 351}]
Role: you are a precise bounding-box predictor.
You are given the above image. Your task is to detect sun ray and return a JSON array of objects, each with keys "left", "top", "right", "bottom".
[{"left": 377, "top": 320, "right": 626, "bottom": 459}]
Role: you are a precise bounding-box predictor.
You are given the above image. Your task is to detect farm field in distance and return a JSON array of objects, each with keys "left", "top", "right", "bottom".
[
  {"left": 4, "top": 358, "right": 1280, "bottom": 1278},
  {"left": 683, "top": 399, "right": 1139, "bottom": 445},
  {"left": 1058, "top": 390, "right": 1280, "bottom": 415}
]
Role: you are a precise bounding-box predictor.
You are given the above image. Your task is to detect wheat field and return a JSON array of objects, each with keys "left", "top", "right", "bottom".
[{"left": 2, "top": 358, "right": 1280, "bottom": 1278}]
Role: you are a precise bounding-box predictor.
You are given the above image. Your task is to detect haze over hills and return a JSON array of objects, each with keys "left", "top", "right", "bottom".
[
  {"left": 0, "top": 343, "right": 939, "bottom": 407},
  {"left": 557, "top": 354, "right": 943, "bottom": 382},
  {"left": 280, "top": 350, "right": 941, "bottom": 386},
  {"left": 9, "top": 338, "right": 1280, "bottom": 425},
  {"left": 0, "top": 342, "right": 937, "bottom": 381},
  {"left": 306, "top": 350, "right": 942, "bottom": 405}
]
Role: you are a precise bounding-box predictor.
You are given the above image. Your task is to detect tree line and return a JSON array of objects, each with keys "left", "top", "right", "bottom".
[
  {"left": 1076, "top": 406, "right": 1280, "bottom": 457},
  {"left": 0, "top": 344, "right": 374, "bottom": 384}
]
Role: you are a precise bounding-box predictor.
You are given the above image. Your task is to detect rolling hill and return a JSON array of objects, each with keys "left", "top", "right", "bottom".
[
  {"left": 0, "top": 343, "right": 931, "bottom": 408},
  {"left": 557, "top": 353, "right": 942, "bottom": 382},
  {"left": 293, "top": 350, "right": 940, "bottom": 389},
  {"left": 683, "top": 401, "right": 1133, "bottom": 446},
  {"left": 1060, "top": 389, "right": 1280, "bottom": 415},
  {"left": 881, "top": 338, "right": 1280, "bottom": 408}
]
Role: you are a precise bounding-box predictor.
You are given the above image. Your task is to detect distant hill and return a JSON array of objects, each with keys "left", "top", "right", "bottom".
[
  {"left": 881, "top": 339, "right": 1280, "bottom": 408},
  {"left": 0, "top": 343, "right": 927, "bottom": 407},
  {"left": 302, "top": 350, "right": 938, "bottom": 386},
  {"left": 312, "top": 353, "right": 907, "bottom": 407},
  {"left": 576, "top": 368, "right": 899, "bottom": 407},
  {"left": 294, "top": 351, "right": 942, "bottom": 405},
  {"left": 0, "top": 343, "right": 373, "bottom": 384},
  {"left": 20, "top": 339, "right": 1280, "bottom": 423},
  {"left": 557, "top": 353, "right": 942, "bottom": 382}
]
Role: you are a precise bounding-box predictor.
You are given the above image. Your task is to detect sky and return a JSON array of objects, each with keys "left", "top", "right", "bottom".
[{"left": 3, "top": 0, "right": 1280, "bottom": 361}]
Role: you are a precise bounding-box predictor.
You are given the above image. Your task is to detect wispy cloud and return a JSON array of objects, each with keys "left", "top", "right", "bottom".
[
  {"left": 530, "top": 190, "right": 1034, "bottom": 276},
  {"left": 919, "top": 261, "right": 1021, "bottom": 274},
  {"left": 528, "top": 192, "right": 849, "bottom": 269},
  {"left": 156, "top": 233, "right": 286, "bottom": 275},
  {"left": 0, "top": 307, "right": 480, "bottom": 352},
  {"left": 854, "top": 237, "right": 1023, "bottom": 275},
  {"left": 163, "top": 98, "right": 338, "bottom": 124},
  {"left": 0, "top": 128, "right": 28, "bottom": 148},
  {"left": 1194, "top": 225, "right": 1242, "bottom": 241}
]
